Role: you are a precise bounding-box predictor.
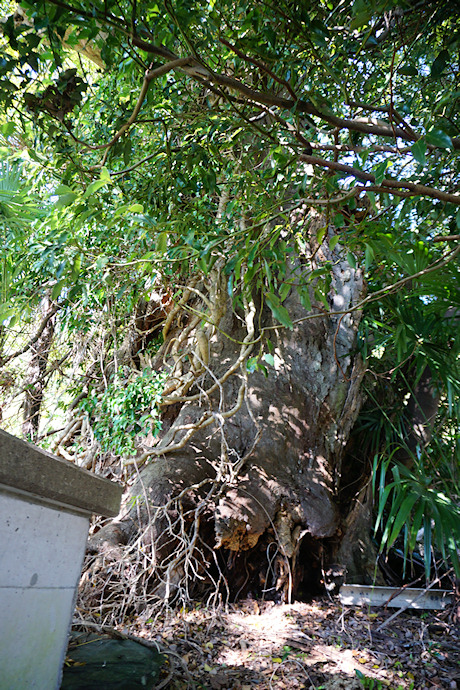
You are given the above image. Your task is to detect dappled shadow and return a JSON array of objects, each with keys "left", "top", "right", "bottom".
[{"left": 100, "top": 595, "right": 460, "bottom": 688}]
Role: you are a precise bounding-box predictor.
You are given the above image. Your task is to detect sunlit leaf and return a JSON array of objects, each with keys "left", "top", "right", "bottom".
[{"left": 265, "top": 292, "right": 293, "bottom": 329}]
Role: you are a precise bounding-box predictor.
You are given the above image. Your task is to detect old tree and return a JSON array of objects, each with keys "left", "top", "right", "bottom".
[{"left": 0, "top": 0, "right": 459, "bottom": 613}]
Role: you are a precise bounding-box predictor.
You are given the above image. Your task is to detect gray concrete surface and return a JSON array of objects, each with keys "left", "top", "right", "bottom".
[
  {"left": 0, "top": 428, "right": 122, "bottom": 516},
  {"left": 0, "top": 429, "right": 123, "bottom": 689}
]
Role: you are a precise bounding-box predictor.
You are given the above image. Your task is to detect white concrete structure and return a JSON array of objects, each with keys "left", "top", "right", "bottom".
[{"left": 0, "top": 429, "right": 122, "bottom": 690}]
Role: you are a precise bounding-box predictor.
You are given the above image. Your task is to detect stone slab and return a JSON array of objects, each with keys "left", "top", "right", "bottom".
[
  {"left": 339, "top": 584, "right": 453, "bottom": 609},
  {"left": 0, "top": 428, "right": 122, "bottom": 517}
]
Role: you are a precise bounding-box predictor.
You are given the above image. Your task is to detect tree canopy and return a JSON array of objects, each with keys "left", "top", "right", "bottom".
[{"left": 1, "top": 0, "right": 459, "bottom": 591}]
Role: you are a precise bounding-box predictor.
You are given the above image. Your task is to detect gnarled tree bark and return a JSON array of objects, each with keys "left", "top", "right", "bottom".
[{"left": 85, "top": 231, "right": 371, "bottom": 607}]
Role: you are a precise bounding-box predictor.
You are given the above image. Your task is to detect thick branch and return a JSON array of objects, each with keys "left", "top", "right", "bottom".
[
  {"left": 42, "top": 0, "right": 460, "bottom": 151},
  {"left": 69, "top": 58, "right": 191, "bottom": 157},
  {"left": 299, "top": 154, "right": 460, "bottom": 206}
]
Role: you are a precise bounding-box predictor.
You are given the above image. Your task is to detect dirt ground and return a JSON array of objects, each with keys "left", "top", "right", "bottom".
[{"left": 114, "top": 595, "right": 460, "bottom": 689}]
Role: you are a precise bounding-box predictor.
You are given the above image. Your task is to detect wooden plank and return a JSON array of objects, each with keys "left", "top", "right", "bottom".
[{"left": 339, "top": 584, "right": 452, "bottom": 609}]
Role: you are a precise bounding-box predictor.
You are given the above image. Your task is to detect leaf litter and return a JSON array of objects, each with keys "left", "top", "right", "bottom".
[{"left": 72, "top": 594, "right": 460, "bottom": 689}]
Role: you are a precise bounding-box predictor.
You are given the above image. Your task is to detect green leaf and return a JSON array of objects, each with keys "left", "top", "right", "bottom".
[
  {"left": 425, "top": 128, "right": 452, "bottom": 149},
  {"left": 374, "top": 483, "right": 393, "bottom": 536},
  {"left": 314, "top": 286, "right": 329, "bottom": 310},
  {"left": 299, "top": 287, "right": 312, "bottom": 311},
  {"left": 411, "top": 139, "right": 426, "bottom": 166},
  {"left": 346, "top": 252, "right": 356, "bottom": 269},
  {"left": 100, "top": 167, "right": 112, "bottom": 183},
  {"left": 55, "top": 192, "right": 78, "bottom": 208},
  {"left": 198, "top": 256, "right": 209, "bottom": 274},
  {"left": 83, "top": 178, "right": 110, "bottom": 198},
  {"left": 430, "top": 49, "right": 449, "bottom": 78},
  {"left": 408, "top": 499, "right": 426, "bottom": 552},
  {"left": 247, "top": 356, "right": 258, "bottom": 373},
  {"left": 140, "top": 251, "right": 155, "bottom": 262},
  {"left": 334, "top": 213, "right": 345, "bottom": 228},
  {"left": 364, "top": 243, "right": 374, "bottom": 270},
  {"left": 316, "top": 226, "right": 326, "bottom": 245},
  {"left": 1, "top": 122, "right": 15, "bottom": 137},
  {"left": 350, "top": 11, "right": 372, "bottom": 30},
  {"left": 263, "top": 353, "right": 275, "bottom": 366},
  {"left": 265, "top": 292, "right": 293, "bottom": 329},
  {"left": 387, "top": 492, "right": 419, "bottom": 548},
  {"left": 71, "top": 253, "right": 82, "bottom": 281},
  {"left": 398, "top": 64, "right": 418, "bottom": 76},
  {"left": 0, "top": 305, "right": 15, "bottom": 323},
  {"left": 51, "top": 278, "right": 66, "bottom": 300},
  {"left": 329, "top": 235, "right": 340, "bottom": 251},
  {"left": 279, "top": 281, "right": 291, "bottom": 302},
  {"left": 423, "top": 516, "right": 432, "bottom": 581},
  {"left": 374, "top": 160, "right": 387, "bottom": 186},
  {"left": 156, "top": 232, "right": 167, "bottom": 254}
]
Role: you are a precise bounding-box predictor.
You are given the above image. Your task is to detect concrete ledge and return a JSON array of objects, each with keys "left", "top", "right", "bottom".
[{"left": 0, "top": 429, "right": 122, "bottom": 517}]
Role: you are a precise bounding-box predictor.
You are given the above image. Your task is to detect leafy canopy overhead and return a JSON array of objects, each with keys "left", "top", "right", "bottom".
[
  {"left": 0, "top": 0, "right": 458, "bottom": 378},
  {"left": 0, "top": 0, "right": 459, "bottom": 413},
  {"left": 1, "top": 0, "right": 459, "bottom": 300}
]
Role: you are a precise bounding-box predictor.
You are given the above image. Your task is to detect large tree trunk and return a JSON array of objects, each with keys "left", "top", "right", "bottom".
[{"left": 85, "top": 235, "right": 372, "bottom": 609}]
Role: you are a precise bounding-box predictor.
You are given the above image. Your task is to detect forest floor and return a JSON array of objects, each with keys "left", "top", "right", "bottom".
[{"left": 122, "top": 595, "right": 460, "bottom": 689}]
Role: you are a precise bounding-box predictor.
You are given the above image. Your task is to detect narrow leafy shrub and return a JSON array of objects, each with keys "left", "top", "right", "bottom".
[{"left": 81, "top": 368, "right": 166, "bottom": 457}]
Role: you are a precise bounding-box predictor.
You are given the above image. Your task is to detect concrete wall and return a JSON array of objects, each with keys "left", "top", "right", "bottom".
[
  {"left": 0, "top": 491, "right": 90, "bottom": 690},
  {"left": 0, "top": 429, "right": 122, "bottom": 690}
]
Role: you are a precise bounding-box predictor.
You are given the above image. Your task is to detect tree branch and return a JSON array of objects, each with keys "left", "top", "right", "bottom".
[
  {"left": 0, "top": 304, "right": 60, "bottom": 367},
  {"left": 67, "top": 58, "right": 191, "bottom": 159},
  {"left": 299, "top": 154, "right": 460, "bottom": 206},
  {"left": 41, "top": 0, "right": 460, "bottom": 151}
]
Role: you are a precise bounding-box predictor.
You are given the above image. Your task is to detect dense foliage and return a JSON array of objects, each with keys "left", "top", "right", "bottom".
[{"left": 0, "top": 0, "right": 459, "bottom": 580}]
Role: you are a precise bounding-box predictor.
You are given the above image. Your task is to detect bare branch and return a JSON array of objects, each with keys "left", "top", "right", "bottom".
[{"left": 0, "top": 304, "right": 60, "bottom": 367}]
